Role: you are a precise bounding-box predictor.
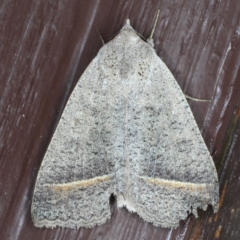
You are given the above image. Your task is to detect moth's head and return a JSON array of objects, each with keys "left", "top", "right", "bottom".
[
  {"left": 117, "top": 19, "right": 143, "bottom": 43},
  {"left": 117, "top": 19, "right": 149, "bottom": 45}
]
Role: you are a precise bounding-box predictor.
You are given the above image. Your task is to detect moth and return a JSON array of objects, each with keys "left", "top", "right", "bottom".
[{"left": 32, "top": 12, "right": 219, "bottom": 229}]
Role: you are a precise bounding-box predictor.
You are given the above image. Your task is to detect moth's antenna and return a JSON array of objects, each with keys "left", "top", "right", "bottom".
[
  {"left": 149, "top": 10, "right": 160, "bottom": 41},
  {"left": 147, "top": 10, "right": 160, "bottom": 47},
  {"left": 96, "top": 27, "right": 105, "bottom": 45}
]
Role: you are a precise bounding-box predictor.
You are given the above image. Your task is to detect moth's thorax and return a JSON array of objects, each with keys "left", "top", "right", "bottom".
[{"left": 98, "top": 26, "right": 157, "bottom": 96}]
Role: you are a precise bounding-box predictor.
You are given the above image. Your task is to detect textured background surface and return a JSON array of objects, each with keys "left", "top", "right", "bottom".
[{"left": 1, "top": 0, "right": 240, "bottom": 239}]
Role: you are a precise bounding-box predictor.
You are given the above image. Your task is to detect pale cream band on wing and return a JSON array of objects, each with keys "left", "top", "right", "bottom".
[
  {"left": 43, "top": 175, "right": 111, "bottom": 192},
  {"left": 140, "top": 176, "right": 211, "bottom": 194}
]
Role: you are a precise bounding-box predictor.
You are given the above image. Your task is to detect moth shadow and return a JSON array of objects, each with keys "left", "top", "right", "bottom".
[{"left": 109, "top": 193, "right": 117, "bottom": 214}]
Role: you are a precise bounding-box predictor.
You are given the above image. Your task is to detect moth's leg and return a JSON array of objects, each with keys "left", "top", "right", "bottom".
[
  {"left": 184, "top": 94, "right": 212, "bottom": 102},
  {"left": 147, "top": 10, "right": 160, "bottom": 46},
  {"left": 96, "top": 27, "right": 105, "bottom": 45}
]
